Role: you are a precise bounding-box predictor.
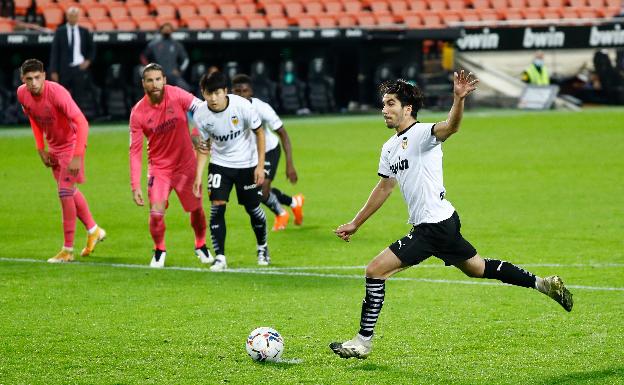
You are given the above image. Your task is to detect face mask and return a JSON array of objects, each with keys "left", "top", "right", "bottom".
[{"left": 533, "top": 59, "right": 544, "bottom": 67}]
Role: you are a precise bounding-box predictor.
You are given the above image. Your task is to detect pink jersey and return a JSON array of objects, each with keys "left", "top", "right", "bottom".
[
  {"left": 129, "top": 85, "right": 202, "bottom": 190},
  {"left": 17, "top": 81, "right": 88, "bottom": 155}
]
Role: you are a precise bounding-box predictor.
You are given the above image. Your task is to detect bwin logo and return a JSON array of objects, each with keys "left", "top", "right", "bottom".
[{"left": 389, "top": 158, "right": 409, "bottom": 174}]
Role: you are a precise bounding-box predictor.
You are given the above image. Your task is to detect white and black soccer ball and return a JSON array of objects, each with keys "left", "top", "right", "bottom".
[{"left": 246, "top": 327, "right": 284, "bottom": 362}]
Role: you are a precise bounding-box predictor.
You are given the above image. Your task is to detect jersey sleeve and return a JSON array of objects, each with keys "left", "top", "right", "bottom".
[
  {"left": 377, "top": 145, "right": 391, "bottom": 178},
  {"left": 191, "top": 108, "right": 210, "bottom": 141},
  {"left": 129, "top": 109, "right": 144, "bottom": 190},
  {"left": 257, "top": 101, "right": 283, "bottom": 131},
  {"left": 415, "top": 123, "right": 439, "bottom": 150},
  {"left": 243, "top": 102, "right": 262, "bottom": 130},
  {"left": 52, "top": 84, "right": 88, "bottom": 155},
  {"left": 173, "top": 86, "right": 202, "bottom": 114}
]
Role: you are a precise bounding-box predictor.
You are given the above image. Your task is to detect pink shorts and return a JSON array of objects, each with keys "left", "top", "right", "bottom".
[
  {"left": 148, "top": 166, "right": 202, "bottom": 213},
  {"left": 50, "top": 151, "right": 85, "bottom": 190}
]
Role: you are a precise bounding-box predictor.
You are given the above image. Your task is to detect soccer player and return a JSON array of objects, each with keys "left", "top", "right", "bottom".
[
  {"left": 231, "top": 74, "right": 304, "bottom": 231},
  {"left": 129, "top": 63, "right": 212, "bottom": 268},
  {"left": 17, "top": 58, "right": 106, "bottom": 263},
  {"left": 192, "top": 71, "right": 268, "bottom": 270},
  {"left": 329, "top": 72, "right": 574, "bottom": 359}
]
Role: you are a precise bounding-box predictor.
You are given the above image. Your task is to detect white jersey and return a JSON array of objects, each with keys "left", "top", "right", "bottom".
[
  {"left": 250, "top": 97, "right": 283, "bottom": 152},
  {"left": 193, "top": 94, "right": 262, "bottom": 169},
  {"left": 378, "top": 122, "right": 455, "bottom": 226}
]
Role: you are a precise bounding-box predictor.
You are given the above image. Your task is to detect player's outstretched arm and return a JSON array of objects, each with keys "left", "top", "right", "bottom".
[
  {"left": 253, "top": 127, "right": 265, "bottom": 186},
  {"left": 433, "top": 69, "right": 479, "bottom": 142},
  {"left": 276, "top": 126, "right": 298, "bottom": 184},
  {"left": 335, "top": 177, "right": 397, "bottom": 242},
  {"left": 193, "top": 142, "right": 210, "bottom": 198},
  {"left": 129, "top": 115, "right": 145, "bottom": 205}
]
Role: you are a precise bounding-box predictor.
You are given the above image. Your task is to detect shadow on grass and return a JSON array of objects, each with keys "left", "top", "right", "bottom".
[{"left": 539, "top": 366, "right": 624, "bottom": 385}]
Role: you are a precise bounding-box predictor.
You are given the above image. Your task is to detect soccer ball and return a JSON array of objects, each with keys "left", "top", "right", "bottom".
[{"left": 246, "top": 327, "right": 284, "bottom": 362}]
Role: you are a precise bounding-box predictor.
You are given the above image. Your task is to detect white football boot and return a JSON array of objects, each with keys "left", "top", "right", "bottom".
[
  {"left": 150, "top": 250, "right": 166, "bottom": 268},
  {"left": 210, "top": 255, "right": 227, "bottom": 271},
  {"left": 329, "top": 334, "right": 372, "bottom": 359},
  {"left": 195, "top": 245, "right": 215, "bottom": 264}
]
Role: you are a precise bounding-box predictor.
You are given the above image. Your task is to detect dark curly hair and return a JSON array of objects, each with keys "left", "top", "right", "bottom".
[
  {"left": 20, "top": 59, "right": 44, "bottom": 76},
  {"left": 379, "top": 79, "right": 424, "bottom": 119}
]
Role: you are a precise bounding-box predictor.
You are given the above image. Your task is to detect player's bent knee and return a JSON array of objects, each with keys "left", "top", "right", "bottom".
[
  {"left": 212, "top": 200, "right": 227, "bottom": 206},
  {"left": 150, "top": 202, "right": 167, "bottom": 212}
]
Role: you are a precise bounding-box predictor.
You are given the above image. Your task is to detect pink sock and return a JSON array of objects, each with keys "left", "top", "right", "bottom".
[
  {"left": 149, "top": 210, "right": 166, "bottom": 250},
  {"left": 59, "top": 191, "right": 77, "bottom": 248},
  {"left": 190, "top": 208, "right": 207, "bottom": 248},
  {"left": 74, "top": 189, "right": 96, "bottom": 230}
]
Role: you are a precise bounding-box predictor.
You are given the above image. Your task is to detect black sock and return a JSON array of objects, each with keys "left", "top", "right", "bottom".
[
  {"left": 271, "top": 187, "right": 293, "bottom": 206},
  {"left": 245, "top": 204, "right": 267, "bottom": 246},
  {"left": 483, "top": 259, "right": 536, "bottom": 288},
  {"left": 358, "top": 277, "right": 385, "bottom": 338},
  {"left": 262, "top": 191, "right": 285, "bottom": 216},
  {"left": 209, "top": 204, "right": 226, "bottom": 255}
]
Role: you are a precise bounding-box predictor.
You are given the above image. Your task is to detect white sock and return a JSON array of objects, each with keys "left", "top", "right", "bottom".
[
  {"left": 257, "top": 243, "right": 267, "bottom": 250},
  {"left": 87, "top": 225, "right": 98, "bottom": 234},
  {"left": 357, "top": 333, "right": 372, "bottom": 341}
]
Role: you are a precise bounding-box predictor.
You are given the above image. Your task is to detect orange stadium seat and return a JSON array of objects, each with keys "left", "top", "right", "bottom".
[
  {"left": 446, "top": 0, "right": 465, "bottom": 9},
  {"left": 461, "top": 9, "right": 480, "bottom": 21},
  {"left": 545, "top": 0, "right": 564, "bottom": 6},
  {"left": 402, "top": 13, "right": 421, "bottom": 27},
  {"left": 317, "top": 14, "right": 337, "bottom": 27},
  {"left": 197, "top": 3, "right": 217, "bottom": 17},
  {"left": 428, "top": 0, "right": 447, "bottom": 10},
  {"left": 93, "top": 18, "right": 115, "bottom": 30},
  {"left": 247, "top": 14, "right": 268, "bottom": 28},
  {"left": 56, "top": 0, "right": 81, "bottom": 12},
  {"left": 406, "top": 0, "right": 427, "bottom": 10},
  {"left": 559, "top": 7, "right": 578, "bottom": 17},
  {"left": 285, "top": 2, "right": 304, "bottom": 17},
  {"left": 218, "top": 3, "right": 237, "bottom": 16},
  {"left": 355, "top": 13, "right": 376, "bottom": 27},
  {"left": 521, "top": 8, "right": 542, "bottom": 18},
  {"left": 567, "top": 0, "right": 586, "bottom": 6},
  {"left": 336, "top": 14, "right": 356, "bottom": 26},
  {"left": 43, "top": 7, "right": 64, "bottom": 28},
  {"left": 228, "top": 15, "right": 248, "bottom": 28},
  {"left": 183, "top": 15, "right": 207, "bottom": 29},
  {"left": 375, "top": 13, "right": 396, "bottom": 25},
  {"left": 123, "top": 0, "right": 145, "bottom": 5},
  {"left": 86, "top": 5, "right": 108, "bottom": 21},
  {"left": 421, "top": 10, "right": 443, "bottom": 26},
  {"left": 155, "top": 4, "right": 176, "bottom": 19},
  {"left": 207, "top": 16, "right": 228, "bottom": 28},
  {"left": 440, "top": 9, "right": 461, "bottom": 24},
  {"left": 576, "top": 7, "right": 601, "bottom": 17},
  {"left": 343, "top": 0, "right": 364, "bottom": 13},
  {"left": 500, "top": 8, "right": 524, "bottom": 19},
  {"left": 304, "top": 1, "right": 324, "bottom": 14},
  {"left": 36, "top": 0, "right": 55, "bottom": 13},
  {"left": 296, "top": 15, "right": 317, "bottom": 27},
  {"left": 507, "top": 0, "right": 526, "bottom": 8},
  {"left": 370, "top": 0, "right": 391, "bottom": 14},
  {"left": 540, "top": 8, "right": 561, "bottom": 17},
  {"left": 14, "top": 0, "right": 33, "bottom": 16},
  {"left": 586, "top": 0, "right": 604, "bottom": 6},
  {"left": 178, "top": 4, "right": 197, "bottom": 19},
  {"left": 149, "top": 0, "right": 170, "bottom": 8},
  {"left": 490, "top": 0, "right": 506, "bottom": 8},
  {"left": 389, "top": 0, "right": 408, "bottom": 13},
  {"left": 325, "top": 1, "right": 343, "bottom": 13},
  {"left": 115, "top": 18, "right": 137, "bottom": 30},
  {"left": 470, "top": 0, "right": 490, "bottom": 8},
  {"left": 155, "top": 17, "right": 178, "bottom": 27},
  {"left": 128, "top": 5, "right": 149, "bottom": 19},
  {"left": 263, "top": 2, "right": 284, "bottom": 16},
  {"left": 267, "top": 16, "right": 289, "bottom": 28},
  {"left": 136, "top": 17, "right": 159, "bottom": 30},
  {"left": 0, "top": 17, "right": 15, "bottom": 32},
  {"left": 237, "top": 3, "right": 257, "bottom": 15},
  {"left": 80, "top": 19, "right": 94, "bottom": 30},
  {"left": 478, "top": 8, "right": 499, "bottom": 19},
  {"left": 108, "top": 4, "right": 129, "bottom": 19},
  {"left": 527, "top": 0, "right": 544, "bottom": 6}
]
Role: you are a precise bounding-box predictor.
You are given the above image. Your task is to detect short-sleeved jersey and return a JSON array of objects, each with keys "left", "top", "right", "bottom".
[
  {"left": 193, "top": 94, "right": 262, "bottom": 169},
  {"left": 250, "top": 97, "right": 283, "bottom": 152},
  {"left": 129, "top": 85, "right": 202, "bottom": 190},
  {"left": 17, "top": 81, "right": 84, "bottom": 153},
  {"left": 378, "top": 122, "right": 455, "bottom": 226}
]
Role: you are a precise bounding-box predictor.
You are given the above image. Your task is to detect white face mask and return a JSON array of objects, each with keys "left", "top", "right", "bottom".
[{"left": 533, "top": 59, "right": 544, "bottom": 67}]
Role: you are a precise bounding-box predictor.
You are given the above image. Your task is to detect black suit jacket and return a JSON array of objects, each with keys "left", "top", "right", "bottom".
[{"left": 49, "top": 24, "right": 96, "bottom": 79}]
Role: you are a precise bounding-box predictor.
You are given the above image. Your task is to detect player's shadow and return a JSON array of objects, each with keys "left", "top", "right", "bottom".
[{"left": 539, "top": 366, "right": 624, "bottom": 385}]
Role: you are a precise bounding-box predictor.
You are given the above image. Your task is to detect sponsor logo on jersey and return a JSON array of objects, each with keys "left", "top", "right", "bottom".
[
  {"left": 389, "top": 157, "right": 409, "bottom": 174},
  {"left": 152, "top": 117, "right": 179, "bottom": 134},
  {"left": 210, "top": 129, "right": 243, "bottom": 142},
  {"left": 401, "top": 137, "right": 408, "bottom": 149},
  {"left": 231, "top": 115, "right": 239, "bottom": 126}
]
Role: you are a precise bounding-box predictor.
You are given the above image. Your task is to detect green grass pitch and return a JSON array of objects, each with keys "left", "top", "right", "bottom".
[{"left": 0, "top": 108, "right": 623, "bottom": 384}]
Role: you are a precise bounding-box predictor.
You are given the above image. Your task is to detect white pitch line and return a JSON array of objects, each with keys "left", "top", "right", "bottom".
[{"left": 1, "top": 257, "right": 623, "bottom": 291}]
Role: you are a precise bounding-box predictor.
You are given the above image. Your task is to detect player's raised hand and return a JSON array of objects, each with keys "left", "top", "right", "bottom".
[
  {"left": 335, "top": 222, "right": 358, "bottom": 242},
  {"left": 453, "top": 70, "right": 479, "bottom": 99},
  {"left": 192, "top": 178, "right": 202, "bottom": 198},
  {"left": 132, "top": 189, "right": 144, "bottom": 206},
  {"left": 286, "top": 164, "right": 298, "bottom": 184},
  {"left": 254, "top": 165, "right": 265, "bottom": 186},
  {"left": 67, "top": 155, "right": 81, "bottom": 176}
]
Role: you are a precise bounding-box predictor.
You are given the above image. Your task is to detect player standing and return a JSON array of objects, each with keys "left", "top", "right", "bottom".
[
  {"left": 231, "top": 74, "right": 304, "bottom": 231},
  {"left": 129, "top": 63, "right": 211, "bottom": 268},
  {"left": 17, "top": 59, "right": 106, "bottom": 263},
  {"left": 330, "top": 72, "right": 573, "bottom": 359},
  {"left": 192, "top": 72, "right": 268, "bottom": 270}
]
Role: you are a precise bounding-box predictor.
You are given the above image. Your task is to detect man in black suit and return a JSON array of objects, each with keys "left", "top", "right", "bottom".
[{"left": 50, "top": 7, "right": 98, "bottom": 116}]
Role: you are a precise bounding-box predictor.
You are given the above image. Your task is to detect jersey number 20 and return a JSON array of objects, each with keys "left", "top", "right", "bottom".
[{"left": 208, "top": 173, "right": 221, "bottom": 189}]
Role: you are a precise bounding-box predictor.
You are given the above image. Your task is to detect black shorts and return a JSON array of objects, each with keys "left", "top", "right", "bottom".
[
  {"left": 264, "top": 145, "right": 281, "bottom": 181},
  {"left": 207, "top": 163, "right": 262, "bottom": 206},
  {"left": 389, "top": 211, "right": 477, "bottom": 266}
]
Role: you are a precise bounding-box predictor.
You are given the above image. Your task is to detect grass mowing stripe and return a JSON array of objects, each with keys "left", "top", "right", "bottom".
[{"left": 2, "top": 257, "right": 622, "bottom": 291}]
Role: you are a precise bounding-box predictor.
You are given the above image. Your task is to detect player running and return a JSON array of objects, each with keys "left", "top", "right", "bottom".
[
  {"left": 330, "top": 72, "right": 573, "bottom": 359},
  {"left": 129, "top": 63, "right": 211, "bottom": 268},
  {"left": 231, "top": 74, "right": 304, "bottom": 231},
  {"left": 17, "top": 59, "right": 106, "bottom": 263},
  {"left": 192, "top": 71, "right": 269, "bottom": 270}
]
